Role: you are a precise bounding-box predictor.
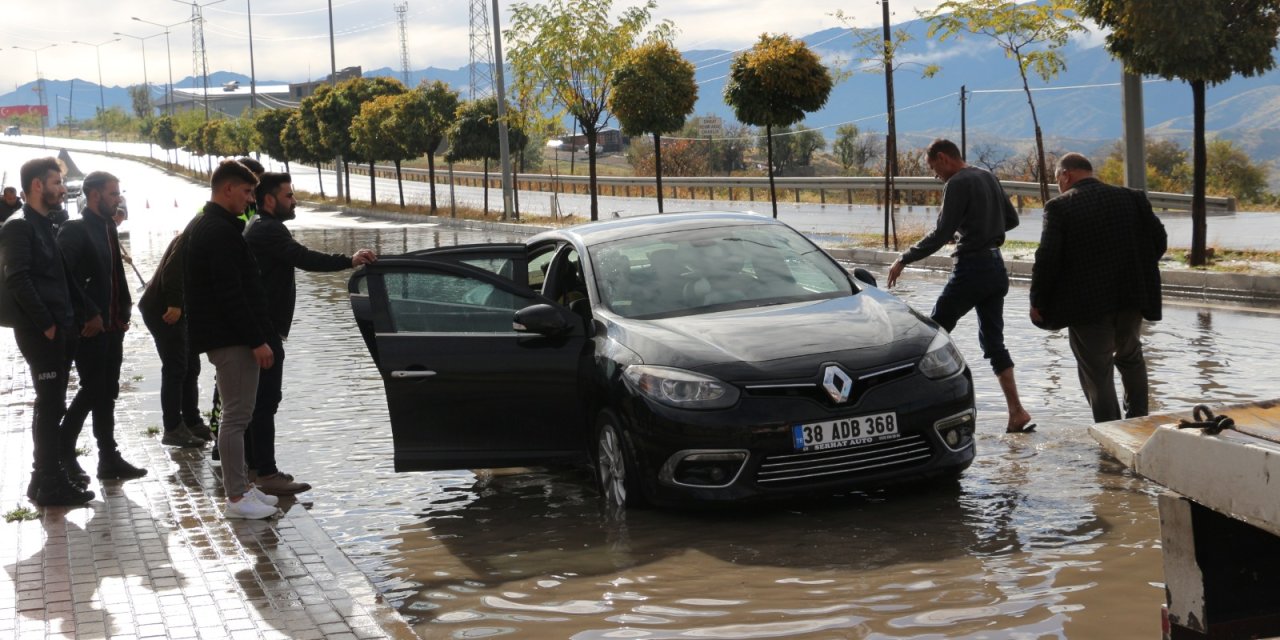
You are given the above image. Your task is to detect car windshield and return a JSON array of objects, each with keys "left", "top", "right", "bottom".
[{"left": 589, "top": 223, "right": 854, "bottom": 318}]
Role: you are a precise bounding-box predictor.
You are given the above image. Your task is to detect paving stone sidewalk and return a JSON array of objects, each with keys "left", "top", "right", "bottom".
[{"left": 0, "top": 334, "right": 416, "bottom": 640}]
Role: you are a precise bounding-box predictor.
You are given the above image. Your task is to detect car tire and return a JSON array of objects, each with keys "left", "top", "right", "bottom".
[{"left": 595, "top": 410, "right": 645, "bottom": 510}]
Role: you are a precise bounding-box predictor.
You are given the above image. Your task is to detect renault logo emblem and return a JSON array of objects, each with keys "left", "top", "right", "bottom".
[{"left": 822, "top": 365, "right": 853, "bottom": 404}]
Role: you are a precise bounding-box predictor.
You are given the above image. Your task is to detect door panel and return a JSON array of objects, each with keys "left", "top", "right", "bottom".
[{"left": 352, "top": 257, "right": 588, "bottom": 472}]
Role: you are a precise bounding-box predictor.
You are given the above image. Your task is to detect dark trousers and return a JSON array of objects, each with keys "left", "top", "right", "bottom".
[
  {"left": 930, "top": 249, "right": 1014, "bottom": 375},
  {"left": 1068, "top": 309, "right": 1149, "bottom": 423},
  {"left": 63, "top": 330, "right": 123, "bottom": 456},
  {"left": 143, "top": 311, "right": 202, "bottom": 430},
  {"left": 246, "top": 335, "right": 284, "bottom": 477},
  {"left": 14, "top": 325, "right": 77, "bottom": 470}
]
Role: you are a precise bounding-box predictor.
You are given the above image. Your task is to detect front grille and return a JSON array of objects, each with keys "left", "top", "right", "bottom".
[
  {"left": 743, "top": 362, "right": 916, "bottom": 408},
  {"left": 756, "top": 433, "right": 934, "bottom": 486}
]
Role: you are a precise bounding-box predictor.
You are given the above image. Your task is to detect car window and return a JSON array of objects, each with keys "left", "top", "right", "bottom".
[
  {"left": 383, "top": 270, "right": 532, "bottom": 333},
  {"left": 527, "top": 245, "right": 557, "bottom": 291},
  {"left": 590, "top": 224, "right": 851, "bottom": 318},
  {"left": 460, "top": 257, "right": 516, "bottom": 279}
]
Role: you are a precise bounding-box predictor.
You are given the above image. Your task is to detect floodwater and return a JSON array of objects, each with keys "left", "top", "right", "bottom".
[{"left": 5, "top": 143, "right": 1280, "bottom": 638}]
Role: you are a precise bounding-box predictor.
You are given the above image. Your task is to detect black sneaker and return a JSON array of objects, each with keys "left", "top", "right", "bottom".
[
  {"left": 34, "top": 472, "right": 95, "bottom": 506},
  {"left": 63, "top": 457, "right": 91, "bottom": 488},
  {"left": 161, "top": 424, "right": 206, "bottom": 448},
  {"left": 97, "top": 452, "right": 148, "bottom": 480},
  {"left": 185, "top": 420, "right": 214, "bottom": 441}
]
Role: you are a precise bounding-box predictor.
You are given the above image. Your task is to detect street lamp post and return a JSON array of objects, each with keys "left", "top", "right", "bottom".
[
  {"left": 132, "top": 16, "right": 195, "bottom": 117},
  {"left": 11, "top": 44, "right": 57, "bottom": 146},
  {"left": 545, "top": 140, "right": 563, "bottom": 220},
  {"left": 114, "top": 30, "right": 166, "bottom": 159},
  {"left": 72, "top": 38, "right": 120, "bottom": 152}
]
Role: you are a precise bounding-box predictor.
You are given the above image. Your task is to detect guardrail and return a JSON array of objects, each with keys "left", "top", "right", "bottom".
[{"left": 340, "top": 163, "right": 1237, "bottom": 214}]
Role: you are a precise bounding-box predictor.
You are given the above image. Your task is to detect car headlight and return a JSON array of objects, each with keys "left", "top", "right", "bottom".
[
  {"left": 919, "top": 331, "right": 965, "bottom": 379},
  {"left": 622, "top": 365, "right": 740, "bottom": 410}
]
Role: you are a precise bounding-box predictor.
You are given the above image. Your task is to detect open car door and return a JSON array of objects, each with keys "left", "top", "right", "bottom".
[{"left": 349, "top": 246, "right": 589, "bottom": 471}]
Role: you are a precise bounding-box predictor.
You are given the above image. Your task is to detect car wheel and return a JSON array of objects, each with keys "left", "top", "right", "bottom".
[{"left": 595, "top": 411, "right": 644, "bottom": 510}]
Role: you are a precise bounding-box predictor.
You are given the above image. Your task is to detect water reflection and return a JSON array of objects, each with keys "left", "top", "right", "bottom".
[{"left": 110, "top": 220, "right": 1280, "bottom": 639}]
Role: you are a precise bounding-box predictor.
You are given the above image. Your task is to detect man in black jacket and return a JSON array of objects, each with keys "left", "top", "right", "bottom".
[
  {"left": 58, "top": 171, "right": 148, "bottom": 481},
  {"left": 184, "top": 160, "right": 278, "bottom": 520},
  {"left": 0, "top": 157, "right": 99, "bottom": 506},
  {"left": 887, "top": 139, "right": 1033, "bottom": 434},
  {"left": 0, "top": 186, "right": 21, "bottom": 222},
  {"left": 1030, "top": 153, "right": 1167, "bottom": 423},
  {"left": 243, "top": 172, "right": 376, "bottom": 495}
]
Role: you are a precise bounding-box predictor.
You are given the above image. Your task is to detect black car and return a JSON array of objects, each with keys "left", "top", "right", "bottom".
[{"left": 348, "top": 212, "right": 976, "bottom": 508}]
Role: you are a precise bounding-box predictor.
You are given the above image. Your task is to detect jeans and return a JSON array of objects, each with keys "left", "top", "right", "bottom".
[
  {"left": 1068, "top": 309, "right": 1149, "bottom": 423},
  {"left": 930, "top": 249, "right": 1014, "bottom": 375},
  {"left": 246, "top": 335, "right": 284, "bottom": 477},
  {"left": 63, "top": 330, "right": 123, "bottom": 456},
  {"left": 143, "top": 311, "right": 202, "bottom": 430},
  {"left": 14, "top": 325, "right": 76, "bottom": 471},
  {"left": 206, "top": 346, "right": 260, "bottom": 499}
]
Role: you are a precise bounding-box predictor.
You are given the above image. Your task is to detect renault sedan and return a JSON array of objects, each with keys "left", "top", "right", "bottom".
[{"left": 348, "top": 212, "right": 975, "bottom": 508}]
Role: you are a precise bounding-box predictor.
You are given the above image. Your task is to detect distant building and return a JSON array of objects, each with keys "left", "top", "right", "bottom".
[
  {"left": 170, "top": 82, "right": 294, "bottom": 117},
  {"left": 288, "top": 66, "right": 363, "bottom": 100},
  {"left": 560, "top": 127, "right": 627, "bottom": 153}
]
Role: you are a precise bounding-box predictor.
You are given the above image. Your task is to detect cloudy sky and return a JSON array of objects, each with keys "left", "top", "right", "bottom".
[{"left": 1, "top": 0, "right": 951, "bottom": 93}]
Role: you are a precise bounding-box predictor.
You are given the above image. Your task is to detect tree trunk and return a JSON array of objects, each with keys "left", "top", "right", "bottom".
[
  {"left": 483, "top": 157, "right": 490, "bottom": 214},
  {"left": 513, "top": 148, "right": 522, "bottom": 218},
  {"left": 395, "top": 159, "right": 404, "bottom": 208},
  {"left": 1018, "top": 57, "right": 1051, "bottom": 203},
  {"left": 766, "top": 124, "right": 778, "bottom": 219},
  {"left": 426, "top": 150, "right": 438, "bottom": 213},
  {"left": 587, "top": 126, "right": 600, "bottom": 221},
  {"left": 369, "top": 160, "right": 376, "bottom": 206},
  {"left": 316, "top": 164, "right": 325, "bottom": 199},
  {"left": 343, "top": 158, "right": 351, "bottom": 204},
  {"left": 1191, "top": 79, "right": 1207, "bottom": 267},
  {"left": 284, "top": 160, "right": 290, "bottom": 174},
  {"left": 654, "top": 132, "right": 665, "bottom": 213}
]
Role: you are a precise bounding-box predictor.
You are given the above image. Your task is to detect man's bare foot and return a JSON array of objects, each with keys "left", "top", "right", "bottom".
[{"left": 1006, "top": 410, "right": 1035, "bottom": 433}]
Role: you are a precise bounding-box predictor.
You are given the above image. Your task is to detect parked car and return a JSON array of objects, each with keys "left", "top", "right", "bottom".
[
  {"left": 64, "top": 176, "right": 83, "bottom": 203},
  {"left": 348, "top": 212, "right": 976, "bottom": 508},
  {"left": 3, "top": 125, "right": 18, "bottom": 136}
]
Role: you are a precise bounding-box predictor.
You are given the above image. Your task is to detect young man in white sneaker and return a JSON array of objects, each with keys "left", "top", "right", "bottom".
[{"left": 183, "top": 160, "right": 278, "bottom": 519}]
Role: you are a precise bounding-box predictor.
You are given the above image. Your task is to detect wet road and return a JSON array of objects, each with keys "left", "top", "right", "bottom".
[{"left": 5, "top": 144, "right": 1280, "bottom": 638}]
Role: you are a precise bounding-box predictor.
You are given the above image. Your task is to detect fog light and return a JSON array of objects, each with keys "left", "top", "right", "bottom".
[
  {"left": 661, "top": 451, "right": 748, "bottom": 488},
  {"left": 934, "top": 410, "right": 976, "bottom": 452}
]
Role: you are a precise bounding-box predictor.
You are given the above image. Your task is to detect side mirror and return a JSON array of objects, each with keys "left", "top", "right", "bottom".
[
  {"left": 853, "top": 267, "right": 878, "bottom": 288},
  {"left": 514, "top": 303, "right": 572, "bottom": 336}
]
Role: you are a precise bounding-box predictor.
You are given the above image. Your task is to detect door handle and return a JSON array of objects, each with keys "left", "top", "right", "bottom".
[{"left": 391, "top": 370, "right": 437, "bottom": 379}]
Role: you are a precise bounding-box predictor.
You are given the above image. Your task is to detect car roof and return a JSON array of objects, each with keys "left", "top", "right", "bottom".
[{"left": 533, "top": 211, "right": 785, "bottom": 247}]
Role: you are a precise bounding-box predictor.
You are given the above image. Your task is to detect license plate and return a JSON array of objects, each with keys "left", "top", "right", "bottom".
[{"left": 792, "top": 412, "right": 900, "bottom": 451}]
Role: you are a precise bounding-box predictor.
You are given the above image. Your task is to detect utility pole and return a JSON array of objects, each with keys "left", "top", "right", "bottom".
[
  {"left": 247, "top": 0, "right": 257, "bottom": 110},
  {"left": 396, "top": 3, "right": 411, "bottom": 86},
  {"left": 491, "top": 0, "right": 514, "bottom": 220},
  {"left": 881, "top": 0, "right": 898, "bottom": 249},
  {"left": 327, "top": 0, "right": 344, "bottom": 201},
  {"left": 1122, "top": 71, "right": 1146, "bottom": 192},
  {"left": 960, "top": 85, "right": 967, "bottom": 160},
  {"left": 11, "top": 44, "right": 56, "bottom": 146}
]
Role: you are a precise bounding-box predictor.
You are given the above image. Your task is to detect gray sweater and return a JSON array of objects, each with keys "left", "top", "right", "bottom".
[{"left": 901, "top": 166, "right": 1019, "bottom": 264}]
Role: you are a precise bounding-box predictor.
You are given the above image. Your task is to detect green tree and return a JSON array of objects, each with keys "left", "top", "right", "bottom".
[
  {"left": 215, "top": 117, "right": 254, "bottom": 158},
  {"left": 312, "top": 77, "right": 407, "bottom": 203},
  {"left": 90, "top": 106, "right": 133, "bottom": 137},
  {"left": 508, "top": 0, "right": 672, "bottom": 221},
  {"left": 1077, "top": 0, "right": 1280, "bottom": 265},
  {"left": 395, "top": 81, "right": 460, "bottom": 213},
  {"left": 923, "top": 0, "right": 1084, "bottom": 203},
  {"left": 153, "top": 114, "right": 178, "bottom": 166},
  {"left": 1206, "top": 138, "right": 1270, "bottom": 203},
  {"left": 351, "top": 95, "right": 412, "bottom": 207},
  {"left": 609, "top": 41, "right": 697, "bottom": 212},
  {"left": 199, "top": 120, "right": 223, "bottom": 158},
  {"left": 832, "top": 123, "right": 880, "bottom": 175},
  {"left": 723, "top": 33, "right": 834, "bottom": 218},
  {"left": 761, "top": 125, "right": 826, "bottom": 175},
  {"left": 127, "top": 85, "right": 152, "bottom": 119},
  {"left": 445, "top": 98, "right": 528, "bottom": 214},
  {"left": 282, "top": 108, "right": 329, "bottom": 198},
  {"left": 253, "top": 108, "right": 294, "bottom": 173}
]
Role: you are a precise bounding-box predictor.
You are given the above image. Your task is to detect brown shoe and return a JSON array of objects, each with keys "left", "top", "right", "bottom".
[{"left": 255, "top": 472, "right": 311, "bottom": 496}]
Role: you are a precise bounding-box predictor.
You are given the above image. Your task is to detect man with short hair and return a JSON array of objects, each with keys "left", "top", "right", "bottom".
[
  {"left": 184, "top": 159, "right": 278, "bottom": 519},
  {"left": 0, "top": 157, "right": 99, "bottom": 506},
  {"left": 0, "top": 186, "right": 22, "bottom": 222},
  {"left": 887, "top": 138, "right": 1034, "bottom": 434},
  {"left": 58, "top": 171, "right": 147, "bottom": 480},
  {"left": 1031, "top": 152, "right": 1167, "bottom": 423},
  {"left": 243, "top": 172, "right": 376, "bottom": 495}
]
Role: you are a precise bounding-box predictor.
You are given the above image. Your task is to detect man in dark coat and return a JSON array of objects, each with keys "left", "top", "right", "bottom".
[
  {"left": 0, "top": 157, "right": 99, "bottom": 506},
  {"left": 58, "top": 171, "right": 148, "bottom": 481},
  {"left": 1030, "top": 152, "right": 1167, "bottom": 423},
  {"left": 184, "top": 160, "right": 278, "bottom": 520},
  {"left": 0, "top": 186, "right": 22, "bottom": 222},
  {"left": 242, "top": 172, "right": 376, "bottom": 495}
]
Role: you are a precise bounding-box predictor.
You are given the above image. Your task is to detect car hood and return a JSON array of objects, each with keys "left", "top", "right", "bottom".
[{"left": 607, "top": 291, "right": 936, "bottom": 379}]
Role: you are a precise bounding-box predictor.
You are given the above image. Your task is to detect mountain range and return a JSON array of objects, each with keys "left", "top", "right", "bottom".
[{"left": 4, "top": 13, "right": 1280, "bottom": 172}]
